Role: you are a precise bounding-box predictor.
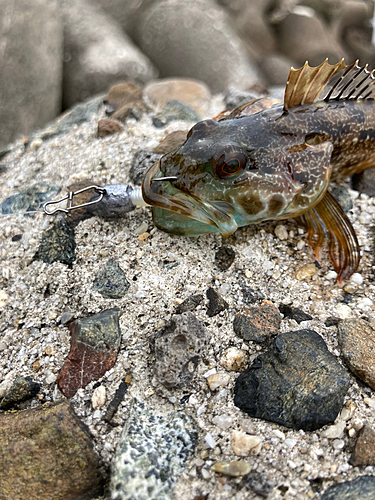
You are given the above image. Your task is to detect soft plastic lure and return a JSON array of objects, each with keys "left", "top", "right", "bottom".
[{"left": 142, "top": 59, "right": 375, "bottom": 283}]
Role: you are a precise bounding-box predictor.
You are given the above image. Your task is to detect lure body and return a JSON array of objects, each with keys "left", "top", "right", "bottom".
[{"left": 142, "top": 60, "right": 375, "bottom": 281}]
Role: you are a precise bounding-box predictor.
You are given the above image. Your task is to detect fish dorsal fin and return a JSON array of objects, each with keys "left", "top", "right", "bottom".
[
  {"left": 284, "top": 59, "right": 375, "bottom": 111},
  {"left": 297, "top": 191, "right": 360, "bottom": 284}
]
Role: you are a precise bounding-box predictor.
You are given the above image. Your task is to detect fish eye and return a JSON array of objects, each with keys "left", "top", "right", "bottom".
[{"left": 213, "top": 150, "right": 247, "bottom": 179}]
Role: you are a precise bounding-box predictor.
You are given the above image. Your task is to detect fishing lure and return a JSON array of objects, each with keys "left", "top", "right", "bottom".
[
  {"left": 43, "top": 59, "right": 375, "bottom": 283},
  {"left": 142, "top": 59, "right": 375, "bottom": 283}
]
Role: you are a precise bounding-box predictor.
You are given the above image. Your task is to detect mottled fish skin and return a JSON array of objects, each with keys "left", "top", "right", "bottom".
[{"left": 142, "top": 60, "right": 375, "bottom": 280}]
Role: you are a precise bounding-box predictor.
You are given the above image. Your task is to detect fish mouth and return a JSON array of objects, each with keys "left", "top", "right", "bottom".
[{"left": 142, "top": 161, "right": 238, "bottom": 236}]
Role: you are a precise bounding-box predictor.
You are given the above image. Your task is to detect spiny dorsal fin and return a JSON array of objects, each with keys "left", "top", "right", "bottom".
[{"left": 284, "top": 59, "right": 375, "bottom": 111}]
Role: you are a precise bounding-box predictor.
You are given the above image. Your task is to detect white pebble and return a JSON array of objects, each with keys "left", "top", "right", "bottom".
[
  {"left": 275, "top": 225, "right": 289, "bottom": 240},
  {"left": 364, "top": 397, "right": 375, "bottom": 408},
  {"left": 207, "top": 373, "right": 230, "bottom": 391},
  {"left": 332, "top": 439, "right": 345, "bottom": 450},
  {"left": 273, "top": 429, "right": 285, "bottom": 440},
  {"left": 203, "top": 368, "right": 217, "bottom": 378},
  {"left": 134, "top": 222, "right": 148, "bottom": 235},
  {"left": 212, "top": 414, "right": 233, "bottom": 430},
  {"left": 325, "top": 271, "right": 337, "bottom": 280},
  {"left": 91, "top": 385, "right": 106, "bottom": 409},
  {"left": 45, "top": 373, "right": 57, "bottom": 385},
  {"left": 358, "top": 213, "right": 372, "bottom": 224},
  {"left": 357, "top": 297, "right": 373, "bottom": 310},
  {"left": 335, "top": 304, "right": 352, "bottom": 319},
  {"left": 284, "top": 438, "right": 297, "bottom": 449},
  {"left": 296, "top": 240, "right": 305, "bottom": 250},
  {"left": 220, "top": 348, "right": 246, "bottom": 372},
  {"left": 231, "top": 431, "right": 262, "bottom": 456},
  {"left": 321, "top": 422, "right": 346, "bottom": 439},
  {"left": 204, "top": 433, "right": 217, "bottom": 449}
]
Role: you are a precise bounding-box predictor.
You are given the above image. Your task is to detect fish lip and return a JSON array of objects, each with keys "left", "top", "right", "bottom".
[{"left": 142, "top": 161, "right": 238, "bottom": 235}]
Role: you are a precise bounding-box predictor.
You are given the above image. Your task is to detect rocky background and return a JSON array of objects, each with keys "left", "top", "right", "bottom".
[
  {"left": 1, "top": 0, "right": 375, "bottom": 149},
  {"left": 2, "top": 1, "right": 375, "bottom": 500}
]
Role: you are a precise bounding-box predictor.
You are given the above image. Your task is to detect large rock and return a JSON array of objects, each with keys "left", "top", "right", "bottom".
[
  {"left": 61, "top": 0, "right": 157, "bottom": 108},
  {"left": 0, "top": 0, "right": 63, "bottom": 148},
  {"left": 136, "top": 0, "right": 261, "bottom": 93},
  {"left": 0, "top": 401, "right": 103, "bottom": 500}
]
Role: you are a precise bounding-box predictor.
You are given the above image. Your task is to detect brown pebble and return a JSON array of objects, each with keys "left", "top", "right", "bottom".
[
  {"left": 350, "top": 425, "right": 375, "bottom": 466},
  {"left": 153, "top": 130, "right": 187, "bottom": 154},
  {"left": 97, "top": 118, "right": 123, "bottom": 138},
  {"left": 107, "top": 82, "right": 143, "bottom": 109},
  {"left": 295, "top": 263, "right": 317, "bottom": 281},
  {"left": 137, "top": 232, "right": 150, "bottom": 242},
  {"left": 32, "top": 360, "right": 41, "bottom": 371}
]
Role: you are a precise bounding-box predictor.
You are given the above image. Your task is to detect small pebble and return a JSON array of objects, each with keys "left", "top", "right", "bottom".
[
  {"left": 295, "top": 263, "right": 317, "bottom": 281},
  {"left": 204, "top": 433, "right": 217, "bottom": 449},
  {"left": 321, "top": 421, "right": 346, "bottom": 439},
  {"left": 0, "top": 342, "right": 7, "bottom": 351},
  {"left": 332, "top": 439, "right": 345, "bottom": 450},
  {"left": 0, "top": 290, "right": 8, "bottom": 310},
  {"left": 231, "top": 431, "right": 262, "bottom": 456},
  {"left": 220, "top": 348, "right": 246, "bottom": 372},
  {"left": 32, "top": 360, "right": 41, "bottom": 371},
  {"left": 45, "top": 373, "right": 57, "bottom": 385},
  {"left": 134, "top": 222, "right": 149, "bottom": 236},
  {"left": 92, "top": 385, "right": 106, "bottom": 410},
  {"left": 29, "top": 138, "right": 43, "bottom": 150},
  {"left": 274, "top": 224, "right": 289, "bottom": 240},
  {"left": 325, "top": 271, "right": 337, "bottom": 280},
  {"left": 207, "top": 373, "right": 230, "bottom": 391},
  {"left": 213, "top": 461, "right": 251, "bottom": 477},
  {"left": 350, "top": 273, "right": 364, "bottom": 285},
  {"left": 212, "top": 415, "right": 233, "bottom": 430},
  {"left": 335, "top": 304, "right": 352, "bottom": 319}
]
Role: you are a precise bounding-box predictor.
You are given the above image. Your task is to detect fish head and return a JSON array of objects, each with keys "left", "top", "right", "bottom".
[{"left": 142, "top": 118, "right": 333, "bottom": 236}]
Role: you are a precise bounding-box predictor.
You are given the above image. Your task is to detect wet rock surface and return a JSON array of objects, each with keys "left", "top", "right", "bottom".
[
  {"left": 92, "top": 258, "right": 130, "bottom": 299},
  {"left": 0, "top": 376, "right": 40, "bottom": 410},
  {"left": 57, "top": 307, "right": 123, "bottom": 397},
  {"left": 234, "top": 330, "right": 350, "bottom": 430},
  {"left": 0, "top": 182, "right": 60, "bottom": 215},
  {"left": 0, "top": 401, "right": 103, "bottom": 500},
  {"left": 321, "top": 475, "right": 375, "bottom": 499},
  {"left": 337, "top": 319, "right": 375, "bottom": 390},
  {"left": 151, "top": 312, "right": 209, "bottom": 388},
  {"left": 233, "top": 303, "right": 281, "bottom": 342},
  {"left": 111, "top": 401, "right": 198, "bottom": 500}
]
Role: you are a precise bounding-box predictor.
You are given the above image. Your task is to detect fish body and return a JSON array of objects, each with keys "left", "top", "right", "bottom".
[{"left": 142, "top": 60, "right": 375, "bottom": 281}]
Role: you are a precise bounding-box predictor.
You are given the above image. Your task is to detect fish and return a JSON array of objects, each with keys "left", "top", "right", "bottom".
[{"left": 142, "top": 59, "right": 375, "bottom": 283}]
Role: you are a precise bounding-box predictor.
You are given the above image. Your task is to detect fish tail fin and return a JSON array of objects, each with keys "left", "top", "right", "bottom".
[{"left": 297, "top": 192, "right": 360, "bottom": 284}]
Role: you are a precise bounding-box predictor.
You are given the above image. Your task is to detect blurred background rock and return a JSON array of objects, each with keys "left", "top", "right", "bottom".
[{"left": 0, "top": 0, "right": 374, "bottom": 148}]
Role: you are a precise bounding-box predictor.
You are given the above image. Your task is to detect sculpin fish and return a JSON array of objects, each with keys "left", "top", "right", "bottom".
[{"left": 142, "top": 60, "right": 375, "bottom": 282}]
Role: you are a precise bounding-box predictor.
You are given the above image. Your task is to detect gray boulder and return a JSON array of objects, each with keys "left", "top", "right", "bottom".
[
  {"left": 0, "top": 0, "right": 63, "bottom": 148},
  {"left": 61, "top": 0, "right": 157, "bottom": 109}
]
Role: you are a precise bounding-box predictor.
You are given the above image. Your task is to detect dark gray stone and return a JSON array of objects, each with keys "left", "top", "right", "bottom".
[
  {"left": 224, "top": 88, "right": 262, "bottom": 111},
  {"left": 234, "top": 330, "right": 350, "bottom": 431},
  {"left": 278, "top": 304, "right": 312, "bottom": 324},
  {"left": 129, "top": 149, "right": 161, "bottom": 186},
  {"left": 215, "top": 245, "right": 236, "bottom": 271},
  {"left": 352, "top": 168, "right": 375, "bottom": 198},
  {"left": 240, "top": 284, "right": 265, "bottom": 305},
  {"left": 33, "top": 220, "right": 76, "bottom": 266},
  {"left": 321, "top": 476, "right": 375, "bottom": 500},
  {"left": 330, "top": 185, "right": 353, "bottom": 213},
  {"left": 152, "top": 100, "right": 200, "bottom": 128},
  {"left": 175, "top": 294, "right": 204, "bottom": 314},
  {"left": 0, "top": 182, "right": 60, "bottom": 215},
  {"left": 234, "top": 304, "right": 281, "bottom": 343},
  {"left": 206, "top": 287, "right": 229, "bottom": 317},
  {"left": 244, "top": 471, "right": 275, "bottom": 498},
  {"left": 0, "top": 376, "right": 40, "bottom": 410},
  {"left": 111, "top": 401, "right": 198, "bottom": 500},
  {"left": 151, "top": 312, "right": 209, "bottom": 388},
  {"left": 92, "top": 258, "right": 130, "bottom": 299}
]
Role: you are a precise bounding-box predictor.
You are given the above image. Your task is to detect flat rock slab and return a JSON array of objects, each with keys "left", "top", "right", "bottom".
[
  {"left": 151, "top": 312, "right": 209, "bottom": 388},
  {"left": 0, "top": 401, "right": 102, "bottom": 500},
  {"left": 58, "top": 307, "right": 123, "bottom": 397},
  {"left": 321, "top": 475, "right": 375, "bottom": 499},
  {"left": 337, "top": 319, "right": 375, "bottom": 390},
  {"left": 234, "top": 330, "right": 350, "bottom": 431},
  {"left": 111, "top": 401, "right": 197, "bottom": 500}
]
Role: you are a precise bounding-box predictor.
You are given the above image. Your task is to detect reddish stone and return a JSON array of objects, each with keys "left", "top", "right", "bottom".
[{"left": 97, "top": 118, "right": 123, "bottom": 137}]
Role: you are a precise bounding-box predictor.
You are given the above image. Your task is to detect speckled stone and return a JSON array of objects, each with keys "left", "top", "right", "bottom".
[
  {"left": 0, "top": 401, "right": 103, "bottom": 500},
  {"left": 33, "top": 219, "right": 76, "bottom": 266},
  {"left": 175, "top": 294, "right": 203, "bottom": 314},
  {"left": 57, "top": 308, "right": 123, "bottom": 398},
  {"left": 92, "top": 258, "right": 130, "bottom": 299},
  {"left": 152, "top": 100, "right": 200, "bottom": 128},
  {"left": 233, "top": 303, "right": 281, "bottom": 343},
  {"left": 151, "top": 312, "right": 209, "bottom": 388},
  {"left": 129, "top": 149, "right": 161, "bottom": 186},
  {"left": 321, "top": 476, "right": 375, "bottom": 499},
  {"left": 337, "top": 319, "right": 375, "bottom": 390},
  {"left": 234, "top": 330, "right": 350, "bottom": 431},
  {"left": 0, "top": 182, "right": 60, "bottom": 215},
  {"left": 243, "top": 471, "right": 275, "bottom": 498},
  {"left": 0, "top": 376, "right": 40, "bottom": 410},
  {"left": 110, "top": 401, "right": 197, "bottom": 500},
  {"left": 350, "top": 425, "right": 375, "bottom": 467}
]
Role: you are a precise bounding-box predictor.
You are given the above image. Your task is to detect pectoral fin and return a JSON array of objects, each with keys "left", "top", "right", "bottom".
[{"left": 297, "top": 192, "right": 360, "bottom": 284}]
